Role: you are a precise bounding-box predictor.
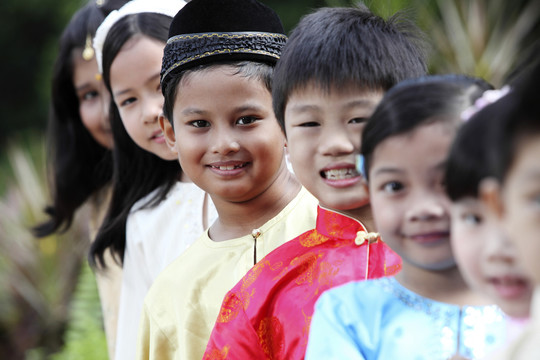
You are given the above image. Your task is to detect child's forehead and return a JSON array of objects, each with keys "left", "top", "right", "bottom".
[
  {"left": 179, "top": 64, "right": 266, "bottom": 88},
  {"left": 173, "top": 66, "right": 272, "bottom": 112},
  {"left": 290, "top": 81, "right": 383, "bottom": 99},
  {"left": 508, "top": 135, "right": 540, "bottom": 181}
]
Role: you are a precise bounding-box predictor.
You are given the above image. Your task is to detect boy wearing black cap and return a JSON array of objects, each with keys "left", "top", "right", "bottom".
[
  {"left": 136, "top": 0, "right": 318, "bottom": 359},
  {"left": 203, "top": 5, "right": 427, "bottom": 360}
]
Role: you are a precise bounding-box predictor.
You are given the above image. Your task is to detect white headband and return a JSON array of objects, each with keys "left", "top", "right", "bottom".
[{"left": 93, "top": 0, "right": 186, "bottom": 73}]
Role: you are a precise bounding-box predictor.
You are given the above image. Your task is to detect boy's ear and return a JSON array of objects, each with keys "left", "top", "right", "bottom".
[
  {"left": 479, "top": 177, "right": 504, "bottom": 218},
  {"left": 159, "top": 113, "right": 178, "bottom": 154}
]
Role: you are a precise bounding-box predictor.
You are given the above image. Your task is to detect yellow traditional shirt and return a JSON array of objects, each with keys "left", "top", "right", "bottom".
[{"left": 136, "top": 187, "right": 318, "bottom": 360}]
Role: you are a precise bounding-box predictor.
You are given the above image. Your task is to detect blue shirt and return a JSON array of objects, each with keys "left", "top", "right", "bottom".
[{"left": 306, "top": 277, "right": 506, "bottom": 360}]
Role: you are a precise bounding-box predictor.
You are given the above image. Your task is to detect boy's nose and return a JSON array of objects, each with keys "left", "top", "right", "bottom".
[
  {"left": 320, "top": 127, "right": 355, "bottom": 156},
  {"left": 211, "top": 129, "right": 241, "bottom": 154}
]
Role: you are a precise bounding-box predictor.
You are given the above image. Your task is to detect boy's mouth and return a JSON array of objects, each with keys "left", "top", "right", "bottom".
[
  {"left": 321, "top": 168, "right": 359, "bottom": 180},
  {"left": 211, "top": 163, "right": 247, "bottom": 171}
]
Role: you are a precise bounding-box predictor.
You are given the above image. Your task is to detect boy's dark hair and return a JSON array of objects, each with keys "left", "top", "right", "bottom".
[
  {"left": 484, "top": 62, "right": 540, "bottom": 184},
  {"left": 445, "top": 113, "right": 494, "bottom": 201},
  {"left": 91, "top": 13, "right": 180, "bottom": 268},
  {"left": 273, "top": 5, "right": 428, "bottom": 132},
  {"left": 361, "top": 75, "right": 493, "bottom": 180},
  {"left": 162, "top": 61, "right": 274, "bottom": 123},
  {"left": 34, "top": 1, "right": 111, "bottom": 238}
]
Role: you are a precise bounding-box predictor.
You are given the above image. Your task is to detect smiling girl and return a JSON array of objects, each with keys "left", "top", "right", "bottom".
[
  {"left": 306, "top": 75, "right": 507, "bottom": 360},
  {"left": 34, "top": 1, "right": 129, "bottom": 356},
  {"left": 90, "top": 1, "right": 216, "bottom": 359}
]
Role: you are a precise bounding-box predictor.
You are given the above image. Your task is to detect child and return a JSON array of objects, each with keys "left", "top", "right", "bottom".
[
  {"left": 91, "top": 1, "right": 217, "bottom": 359},
  {"left": 445, "top": 92, "right": 533, "bottom": 339},
  {"left": 306, "top": 75, "right": 507, "bottom": 360},
  {"left": 203, "top": 5, "right": 427, "bottom": 359},
  {"left": 137, "top": 0, "right": 319, "bottom": 358},
  {"left": 33, "top": 1, "right": 127, "bottom": 357},
  {"left": 475, "top": 62, "right": 540, "bottom": 359}
]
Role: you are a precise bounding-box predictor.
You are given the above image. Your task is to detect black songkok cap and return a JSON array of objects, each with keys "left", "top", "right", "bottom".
[{"left": 160, "top": 0, "right": 287, "bottom": 91}]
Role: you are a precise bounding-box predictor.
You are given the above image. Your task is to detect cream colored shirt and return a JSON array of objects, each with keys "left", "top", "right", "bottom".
[
  {"left": 88, "top": 185, "right": 123, "bottom": 360},
  {"left": 115, "top": 182, "right": 217, "bottom": 360},
  {"left": 136, "top": 187, "right": 318, "bottom": 360}
]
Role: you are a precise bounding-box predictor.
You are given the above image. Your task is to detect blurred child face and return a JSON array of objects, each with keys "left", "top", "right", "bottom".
[
  {"left": 369, "top": 122, "right": 454, "bottom": 271},
  {"left": 163, "top": 66, "right": 286, "bottom": 203},
  {"left": 499, "top": 135, "right": 540, "bottom": 285},
  {"left": 284, "top": 83, "right": 382, "bottom": 218},
  {"left": 451, "top": 197, "right": 532, "bottom": 318},
  {"left": 110, "top": 35, "right": 176, "bottom": 160},
  {"left": 72, "top": 52, "right": 113, "bottom": 149}
]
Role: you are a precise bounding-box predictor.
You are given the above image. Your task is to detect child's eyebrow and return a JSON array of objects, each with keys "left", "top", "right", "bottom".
[
  {"left": 180, "top": 104, "right": 265, "bottom": 116},
  {"left": 288, "top": 104, "right": 320, "bottom": 114},
  {"left": 75, "top": 83, "right": 91, "bottom": 93},
  {"left": 371, "top": 167, "right": 404, "bottom": 177},
  {"left": 344, "top": 99, "right": 378, "bottom": 110},
  {"left": 113, "top": 72, "right": 160, "bottom": 98},
  {"left": 289, "top": 99, "right": 376, "bottom": 114},
  {"left": 181, "top": 107, "right": 207, "bottom": 116},
  {"left": 235, "top": 104, "right": 266, "bottom": 113}
]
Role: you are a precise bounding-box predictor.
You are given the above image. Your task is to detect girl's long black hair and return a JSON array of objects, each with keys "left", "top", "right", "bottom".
[
  {"left": 34, "top": 2, "right": 112, "bottom": 238},
  {"left": 90, "top": 13, "right": 181, "bottom": 269}
]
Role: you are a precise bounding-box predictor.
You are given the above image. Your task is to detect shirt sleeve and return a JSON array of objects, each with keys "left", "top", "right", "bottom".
[
  {"left": 305, "top": 290, "right": 367, "bottom": 360},
  {"left": 203, "top": 292, "right": 268, "bottom": 360},
  {"left": 136, "top": 300, "right": 176, "bottom": 360}
]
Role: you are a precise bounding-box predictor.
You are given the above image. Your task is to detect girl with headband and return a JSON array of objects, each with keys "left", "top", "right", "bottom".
[{"left": 91, "top": 0, "right": 217, "bottom": 358}]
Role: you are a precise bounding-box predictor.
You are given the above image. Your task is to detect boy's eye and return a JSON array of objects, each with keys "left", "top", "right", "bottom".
[
  {"left": 298, "top": 121, "right": 319, "bottom": 127},
  {"left": 189, "top": 120, "right": 210, "bottom": 128},
  {"left": 382, "top": 181, "right": 404, "bottom": 194},
  {"left": 349, "top": 117, "right": 367, "bottom": 124},
  {"left": 236, "top": 116, "right": 258, "bottom": 125},
  {"left": 120, "top": 97, "right": 136, "bottom": 107},
  {"left": 462, "top": 213, "right": 483, "bottom": 226}
]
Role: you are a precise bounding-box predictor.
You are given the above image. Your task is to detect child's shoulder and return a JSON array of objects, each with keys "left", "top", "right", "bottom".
[
  {"left": 279, "top": 186, "right": 318, "bottom": 217},
  {"left": 316, "top": 277, "right": 396, "bottom": 314}
]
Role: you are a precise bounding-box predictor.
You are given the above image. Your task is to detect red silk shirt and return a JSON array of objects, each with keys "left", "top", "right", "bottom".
[{"left": 203, "top": 206, "right": 402, "bottom": 360}]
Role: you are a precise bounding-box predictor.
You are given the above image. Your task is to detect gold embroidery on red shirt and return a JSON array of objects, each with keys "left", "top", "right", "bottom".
[
  {"left": 299, "top": 232, "right": 328, "bottom": 247},
  {"left": 216, "top": 293, "right": 242, "bottom": 323},
  {"left": 258, "top": 316, "right": 284, "bottom": 359},
  {"left": 202, "top": 345, "right": 229, "bottom": 360}
]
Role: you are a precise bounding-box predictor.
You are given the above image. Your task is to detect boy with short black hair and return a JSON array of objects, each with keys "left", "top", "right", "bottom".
[
  {"left": 203, "top": 6, "right": 427, "bottom": 359},
  {"left": 136, "top": 1, "right": 319, "bottom": 359}
]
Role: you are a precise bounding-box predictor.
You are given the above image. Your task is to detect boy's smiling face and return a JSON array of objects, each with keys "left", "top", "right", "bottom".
[
  {"left": 284, "top": 83, "right": 382, "bottom": 218},
  {"left": 162, "top": 66, "right": 286, "bottom": 203}
]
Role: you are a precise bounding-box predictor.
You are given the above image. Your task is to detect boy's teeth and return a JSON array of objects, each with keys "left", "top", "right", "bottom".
[
  {"left": 324, "top": 168, "right": 357, "bottom": 180},
  {"left": 216, "top": 164, "right": 244, "bottom": 170}
]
